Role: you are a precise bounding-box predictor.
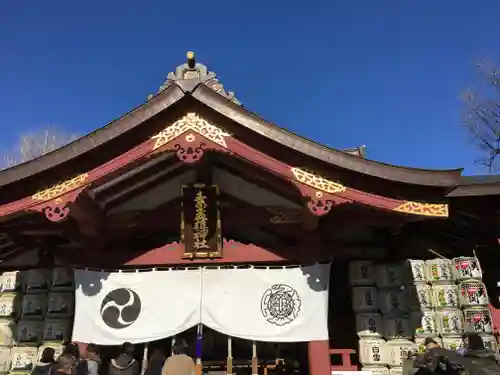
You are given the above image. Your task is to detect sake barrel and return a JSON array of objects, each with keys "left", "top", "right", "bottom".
[
  {"left": 406, "top": 284, "right": 433, "bottom": 311},
  {"left": 401, "top": 259, "right": 427, "bottom": 284},
  {"left": 452, "top": 256, "right": 482, "bottom": 281},
  {"left": 0, "top": 319, "right": 15, "bottom": 346},
  {"left": 389, "top": 367, "right": 403, "bottom": 375},
  {"left": 414, "top": 337, "right": 443, "bottom": 353},
  {"left": 15, "top": 320, "right": 43, "bottom": 344},
  {"left": 51, "top": 268, "right": 74, "bottom": 291},
  {"left": 432, "top": 284, "right": 459, "bottom": 309},
  {"left": 358, "top": 338, "right": 390, "bottom": 366},
  {"left": 46, "top": 293, "right": 74, "bottom": 318},
  {"left": 352, "top": 287, "right": 379, "bottom": 312},
  {"left": 425, "top": 259, "right": 453, "bottom": 284},
  {"left": 463, "top": 307, "right": 493, "bottom": 334},
  {"left": 441, "top": 337, "right": 464, "bottom": 351},
  {"left": 479, "top": 334, "right": 498, "bottom": 352},
  {"left": 349, "top": 261, "right": 376, "bottom": 286},
  {"left": 37, "top": 345, "right": 62, "bottom": 362},
  {"left": 383, "top": 315, "right": 412, "bottom": 339},
  {"left": 379, "top": 288, "right": 408, "bottom": 315},
  {"left": 376, "top": 264, "right": 403, "bottom": 289},
  {"left": 0, "top": 294, "right": 20, "bottom": 318},
  {"left": 9, "top": 347, "right": 38, "bottom": 373},
  {"left": 435, "top": 309, "right": 464, "bottom": 336},
  {"left": 411, "top": 310, "right": 437, "bottom": 338},
  {"left": 361, "top": 367, "right": 389, "bottom": 375},
  {"left": 24, "top": 269, "right": 51, "bottom": 294},
  {"left": 42, "top": 319, "right": 71, "bottom": 343},
  {"left": 356, "top": 313, "right": 383, "bottom": 338},
  {"left": 21, "top": 294, "right": 47, "bottom": 319},
  {"left": 0, "top": 272, "right": 22, "bottom": 293},
  {"left": 387, "top": 339, "right": 415, "bottom": 367},
  {"left": 459, "top": 280, "right": 489, "bottom": 307},
  {"left": 0, "top": 346, "right": 11, "bottom": 374}
]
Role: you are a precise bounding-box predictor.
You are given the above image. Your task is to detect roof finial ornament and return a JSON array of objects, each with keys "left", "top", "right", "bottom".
[{"left": 152, "top": 52, "right": 241, "bottom": 105}]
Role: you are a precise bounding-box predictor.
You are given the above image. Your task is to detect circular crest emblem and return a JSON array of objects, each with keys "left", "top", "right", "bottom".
[
  {"left": 100, "top": 288, "right": 141, "bottom": 329},
  {"left": 261, "top": 284, "right": 301, "bottom": 326}
]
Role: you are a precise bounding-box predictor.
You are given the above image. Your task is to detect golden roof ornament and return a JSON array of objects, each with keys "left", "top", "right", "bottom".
[{"left": 152, "top": 51, "right": 241, "bottom": 105}]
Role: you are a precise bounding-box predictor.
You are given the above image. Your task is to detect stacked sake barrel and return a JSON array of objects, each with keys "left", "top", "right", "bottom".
[{"left": 0, "top": 268, "right": 74, "bottom": 375}]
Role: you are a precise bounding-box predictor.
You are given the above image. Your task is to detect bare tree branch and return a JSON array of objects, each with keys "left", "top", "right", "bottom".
[
  {"left": 462, "top": 59, "right": 500, "bottom": 171},
  {"left": 1, "top": 125, "right": 79, "bottom": 169}
]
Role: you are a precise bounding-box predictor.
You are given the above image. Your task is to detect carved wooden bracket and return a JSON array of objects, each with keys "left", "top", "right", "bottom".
[{"left": 29, "top": 188, "right": 84, "bottom": 222}]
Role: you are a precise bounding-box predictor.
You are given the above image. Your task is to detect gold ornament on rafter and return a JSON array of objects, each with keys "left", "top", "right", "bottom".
[
  {"left": 393, "top": 201, "right": 449, "bottom": 218},
  {"left": 290, "top": 167, "right": 346, "bottom": 194},
  {"left": 32, "top": 174, "right": 89, "bottom": 202},
  {"left": 151, "top": 113, "right": 231, "bottom": 151}
]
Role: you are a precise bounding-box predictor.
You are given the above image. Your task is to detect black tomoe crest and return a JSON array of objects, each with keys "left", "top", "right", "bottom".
[{"left": 100, "top": 288, "right": 141, "bottom": 329}]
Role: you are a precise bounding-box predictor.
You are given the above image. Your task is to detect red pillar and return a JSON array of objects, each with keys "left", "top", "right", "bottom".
[{"left": 308, "top": 340, "right": 331, "bottom": 375}]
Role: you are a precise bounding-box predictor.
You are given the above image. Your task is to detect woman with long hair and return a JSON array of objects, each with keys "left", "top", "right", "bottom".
[{"left": 144, "top": 349, "right": 165, "bottom": 375}]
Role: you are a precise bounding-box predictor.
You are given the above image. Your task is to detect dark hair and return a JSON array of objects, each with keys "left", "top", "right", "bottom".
[
  {"left": 40, "top": 347, "right": 56, "bottom": 364},
  {"left": 122, "top": 342, "right": 135, "bottom": 356},
  {"left": 86, "top": 344, "right": 99, "bottom": 355},
  {"left": 149, "top": 349, "right": 165, "bottom": 365},
  {"left": 57, "top": 354, "right": 77, "bottom": 372},
  {"left": 172, "top": 338, "right": 188, "bottom": 355},
  {"left": 466, "top": 333, "right": 485, "bottom": 350},
  {"left": 62, "top": 343, "right": 80, "bottom": 360}
]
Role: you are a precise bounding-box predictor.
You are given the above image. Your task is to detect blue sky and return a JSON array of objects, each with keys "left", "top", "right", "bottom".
[{"left": 1, "top": 1, "right": 499, "bottom": 175}]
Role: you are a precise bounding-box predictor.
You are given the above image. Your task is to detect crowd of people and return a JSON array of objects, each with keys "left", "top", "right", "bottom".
[
  {"left": 403, "top": 333, "right": 500, "bottom": 375},
  {"left": 32, "top": 339, "right": 195, "bottom": 375}
]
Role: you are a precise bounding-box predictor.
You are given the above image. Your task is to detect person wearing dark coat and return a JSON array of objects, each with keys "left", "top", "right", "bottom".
[
  {"left": 109, "top": 343, "right": 140, "bottom": 375},
  {"left": 31, "top": 347, "right": 56, "bottom": 375},
  {"left": 144, "top": 350, "right": 165, "bottom": 375}
]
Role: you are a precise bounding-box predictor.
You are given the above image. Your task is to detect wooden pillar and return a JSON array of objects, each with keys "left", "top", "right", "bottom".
[
  {"left": 251, "top": 341, "right": 258, "bottom": 375},
  {"left": 227, "top": 336, "right": 233, "bottom": 375},
  {"left": 308, "top": 340, "right": 331, "bottom": 375}
]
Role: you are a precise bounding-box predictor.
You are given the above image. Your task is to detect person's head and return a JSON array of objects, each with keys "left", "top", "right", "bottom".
[
  {"left": 86, "top": 344, "right": 99, "bottom": 361},
  {"left": 40, "top": 347, "right": 56, "bottom": 364},
  {"left": 121, "top": 342, "right": 134, "bottom": 356},
  {"left": 464, "top": 333, "right": 485, "bottom": 350},
  {"left": 424, "top": 337, "right": 440, "bottom": 350},
  {"left": 172, "top": 338, "right": 188, "bottom": 355},
  {"left": 56, "top": 354, "right": 77, "bottom": 375},
  {"left": 62, "top": 343, "right": 80, "bottom": 360},
  {"left": 149, "top": 349, "right": 165, "bottom": 364}
]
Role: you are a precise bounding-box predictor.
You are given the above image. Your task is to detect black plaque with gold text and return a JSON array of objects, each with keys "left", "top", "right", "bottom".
[{"left": 181, "top": 184, "right": 222, "bottom": 258}]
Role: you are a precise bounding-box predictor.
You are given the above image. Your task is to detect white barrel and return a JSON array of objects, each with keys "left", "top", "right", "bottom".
[
  {"left": 406, "top": 284, "right": 433, "bottom": 311},
  {"left": 0, "top": 271, "right": 22, "bottom": 293},
  {"left": 349, "top": 261, "right": 376, "bottom": 286},
  {"left": 463, "top": 307, "right": 493, "bottom": 334},
  {"left": 352, "top": 287, "right": 379, "bottom": 312},
  {"left": 24, "top": 269, "right": 51, "bottom": 294},
  {"left": 0, "top": 293, "right": 20, "bottom": 318},
  {"left": 0, "top": 346, "right": 11, "bottom": 375},
  {"left": 362, "top": 367, "right": 389, "bottom": 375},
  {"left": 387, "top": 339, "right": 415, "bottom": 366},
  {"left": 432, "top": 284, "right": 459, "bottom": 309},
  {"left": 383, "top": 315, "right": 412, "bottom": 339},
  {"left": 9, "top": 347, "right": 38, "bottom": 373},
  {"left": 0, "top": 319, "right": 15, "bottom": 346},
  {"left": 425, "top": 259, "right": 453, "bottom": 284},
  {"left": 435, "top": 309, "right": 464, "bottom": 336},
  {"left": 401, "top": 259, "right": 427, "bottom": 284},
  {"left": 389, "top": 367, "right": 403, "bottom": 375},
  {"left": 356, "top": 313, "right": 384, "bottom": 338},
  {"left": 51, "top": 268, "right": 75, "bottom": 291},
  {"left": 411, "top": 310, "right": 437, "bottom": 338},
  {"left": 459, "top": 281, "right": 489, "bottom": 306},
  {"left": 16, "top": 320, "right": 43, "bottom": 345},
  {"left": 414, "top": 337, "right": 442, "bottom": 353},
  {"left": 376, "top": 264, "right": 403, "bottom": 288},
  {"left": 21, "top": 294, "right": 48, "bottom": 319},
  {"left": 47, "top": 292, "right": 74, "bottom": 318},
  {"left": 479, "top": 334, "right": 498, "bottom": 352},
  {"left": 379, "top": 288, "right": 408, "bottom": 315},
  {"left": 452, "top": 257, "right": 482, "bottom": 281},
  {"left": 441, "top": 336, "right": 464, "bottom": 351},
  {"left": 358, "top": 338, "right": 390, "bottom": 366},
  {"left": 42, "top": 318, "right": 72, "bottom": 343}
]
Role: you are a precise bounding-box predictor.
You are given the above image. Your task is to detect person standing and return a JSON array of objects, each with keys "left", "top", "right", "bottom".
[
  {"left": 31, "top": 347, "right": 56, "bottom": 375},
  {"left": 109, "top": 343, "right": 140, "bottom": 375},
  {"left": 84, "top": 344, "right": 100, "bottom": 375},
  {"left": 55, "top": 354, "right": 77, "bottom": 375},
  {"left": 144, "top": 349, "right": 165, "bottom": 375},
  {"left": 162, "top": 339, "right": 194, "bottom": 375}
]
